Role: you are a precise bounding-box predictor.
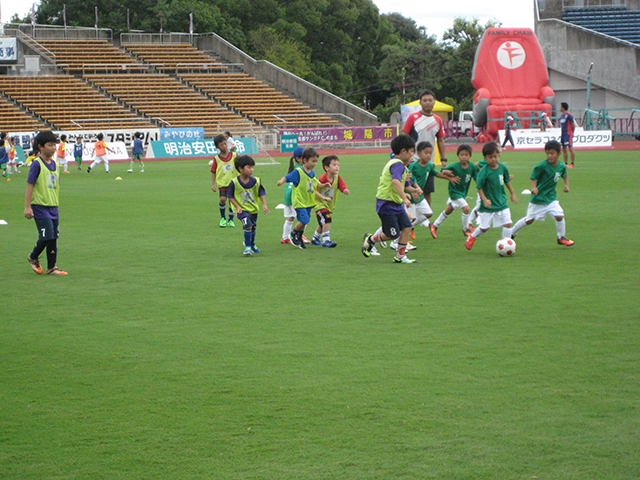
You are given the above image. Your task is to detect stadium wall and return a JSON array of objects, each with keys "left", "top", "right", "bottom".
[
  {"left": 535, "top": 2, "right": 640, "bottom": 115},
  {"left": 197, "top": 33, "right": 378, "bottom": 127}
]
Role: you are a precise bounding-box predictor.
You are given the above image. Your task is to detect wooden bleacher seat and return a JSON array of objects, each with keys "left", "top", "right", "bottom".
[
  {"left": 181, "top": 73, "right": 338, "bottom": 127},
  {"left": 84, "top": 73, "right": 263, "bottom": 136},
  {"left": 38, "top": 40, "right": 147, "bottom": 72},
  {"left": 123, "top": 43, "right": 227, "bottom": 72},
  {"left": 0, "top": 75, "right": 152, "bottom": 130}
]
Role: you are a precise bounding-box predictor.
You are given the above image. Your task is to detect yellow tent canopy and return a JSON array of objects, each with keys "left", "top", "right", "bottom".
[{"left": 405, "top": 99, "right": 454, "bottom": 113}]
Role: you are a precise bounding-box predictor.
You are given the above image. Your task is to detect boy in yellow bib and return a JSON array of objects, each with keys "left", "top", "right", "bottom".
[{"left": 25, "top": 130, "right": 68, "bottom": 275}]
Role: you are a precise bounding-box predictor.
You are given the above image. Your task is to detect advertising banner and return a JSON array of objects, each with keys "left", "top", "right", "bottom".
[
  {"left": 0, "top": 38, "right": 17, "bottom": 62},
  {"left": 279, "top": 126, "right": 398, "bottom": 144},
  {"left": 159, "top": 127, "right": 205, "bottom": 141},
  {"left": 148, "top": 137, "right": 259, "bottom": 159},
  {"left": 499, "top": 128, "right": 612, "bottom": 149}
]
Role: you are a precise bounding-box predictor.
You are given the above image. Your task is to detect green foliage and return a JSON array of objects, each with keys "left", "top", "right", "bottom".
[
  {"left": 22, "top": 1, "right": 496, "bottom": 121},
  {"left": 2, "top": 149, "right": 639, "bottom": 478}
]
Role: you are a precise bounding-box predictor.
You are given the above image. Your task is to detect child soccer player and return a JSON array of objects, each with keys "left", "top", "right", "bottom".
[
  {"left": 311, "top": 155, "right": 350, "bottom": 248},
  {"left": 281, "top": 147, "right": 304, "bottom": 244},
  {"left": 227, "top": 155, "right": 269, "bottom": 256},
  {"left": 7, "top": 136, "right": 19, "bottom": 174},
  {"left": 511, "top": 139, "right": 575, "bottom": 246},
  {"left": 0, "top": 132, "right": 8, "bottom": 179},
  {"left": 87, "top": 133, "right": 114, "bottom": 173},
  {"left": 211, "top": 133, "right": 238, "bottom": 227},
  {"left": 402, "top": 140, "right": 458, "bottom": 246},
  {"left": 127, "top": 132, "right": 145, "bottom": 173},
  {"left": 276, "top": 148, "right": 330, "bottom": 249},
  {"left": 224, "top": 131, "right": 237, "bottom": 153},
  {"left": 362, "top": 134, "right": 417, "bottom": 264},
  {"left": 57, "top": 134, "right": 70, "bottom": 174},
  {"left": 465, "top": 141, "right": 517, "bottom": 250},
  {"left": 25, "top": 130, "right": 68, "bottom": 275},
  {"left": 73, "top": 137, "right": 83, "bottom": 170},
  {"left": 431, "top": 144, "right": 479, "bottom": 237}
]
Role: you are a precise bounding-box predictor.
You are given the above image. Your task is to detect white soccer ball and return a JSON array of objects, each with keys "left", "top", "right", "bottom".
[
  {"left": 496, "top": 237, "right": 516, "bottom": 257},
  {"left": 208, "top": 160, "right": 214, "bottom": 166}
]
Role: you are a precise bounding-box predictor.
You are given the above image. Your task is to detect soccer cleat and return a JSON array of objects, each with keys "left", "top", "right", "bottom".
[
  {"left": 557, "top": 236, "right": 575, "bottom": 246},
  {"left": 46, "top": 266, "right": 68, "bottom": 275},
  {"left": 393, "top": 255, "right": 417, "bottom": 264},
  {"left": 87, "top": 167, "right": 91, "bottom": 173},
  {"left": 250, "top": 246, "right": 261, "bottom": 254},
  {"left": 390, "top": 241, "right": 398, "bottom": 250},
  {"left": 409, "top": 229, "right": 416, "bottom": 240},
  {"left": 227, "top": 219, "right": 235, "bottom": 228},
  {"left": 127, "top": 169, "right": 133, "bottom": 173},
  {"left": 105, "top": 170, "right": 110, "bottom": 173},
  {"left": 298, "top": 239, "right": 307, "bottom": 249},
  {"left": 430, "top": 224, "right": 438, "bottom": 239},
  {"left": 311, "top": 238, "right": 322, "bottom": 246},
  {"left": 379, "top": 240, "right": 387, "bottom": 248},
  {"left": 322, "top": 241, "right": 337, "bottom": 248},
  {"left": 567, "top": 163, "right": 574, "bottom": 168},
  {"left": 302, "top": 235, "right": 311, "bottom": 244},
  {"left": 63, "top": 170, "right": 70, "bottom": 174},
  {"left": 243, "top": 246, "right": 253, "bottom": 256},
  {"left": 361, "top": 233, "right": 374, "bottom": 258},
  {"left": 290, "top": 232, "right": 301, "bottom": 247},
  {"left": 465, "top": 235, "right": 476, "bottom": 250},
  {"left": 280, "top": 237, "right": 291, "bottom": 244},
  {"left": 27, "top": 255, "right": 43, "bottom": 275},
  {"left": 140, "top": 169, "right": 144, "bottom": 173},
  {"left": 406, "top": 243, "right": 417, "bottom": 251},
  {"left": 370, "top": 246, "right": 381, "bottom": 256},
  {"left": 467, "top": 224, "right": 476, "bottom": 234},
  {"left": 219, "top": 218, "right": 227, "bottom": 228},
  {"left": 463, "top": 228, "right": 472, "bottom": 237}
]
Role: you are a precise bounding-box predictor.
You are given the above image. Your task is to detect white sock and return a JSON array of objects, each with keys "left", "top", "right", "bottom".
[
  {"left": 322, "top": 232, "right": 331, "bottom": 242},
  {"left": 502, "top": 226, "right": 513, "bottom": 238},
  {"left": 472, "top": 227, "right": 484, "bottom": 239},
  {"left": 434, "top": 211, "right": 447, "bottom": 227},
  {"left": 512, "top": 218, "right": 528, "bottom": 236},
  {"left": 461, "top": 213, "right": 469, "bottom": 230},
  {"left": 556, "top": 218, "right": 566, "bottom": 238},
  {"left": 283, "top": 219, "right": 293, "bottom": 239}
]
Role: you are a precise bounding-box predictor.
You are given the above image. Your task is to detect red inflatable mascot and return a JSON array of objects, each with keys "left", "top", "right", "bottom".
[{"left": 472, "top": 28, "right": 555, "bottom": 141}]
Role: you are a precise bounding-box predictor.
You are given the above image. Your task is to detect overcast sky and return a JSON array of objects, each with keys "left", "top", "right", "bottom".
[{"left": 2, "top": 0, "right": 536, "bottom": 40}]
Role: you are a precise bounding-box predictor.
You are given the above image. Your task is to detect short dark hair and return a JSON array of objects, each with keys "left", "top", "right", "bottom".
[
  {"left": 225, "top": 131, "right": 232, "bottom": 137},
  {"left": 322, "top": 155, "right": 339, "bottom": 170},
  {"left": 416, "top": 141, "right": 433, "bottom": 153},
  {"left": 302, "top": 148, "right": 319, "bottom": 161},
  {"left": 561, "top": 102, "right": 569, "bottom": 110},
  {"left": 545, "top": 140, "right": 562, "bottom": 153},
  {"left": 134, "top": 131, "right": 142, "bottom": 139},
  {"left": 390, "top": 134, "right": 415, "bottom": 155},
  {"left": 60, "top": 134, "right": 67, "bottom": 142},
  {"left": 482, "top": 141, "right": 500, "bottom": 157},
  {"left": 35, "top": 130, "right": 57, "bottom": 147},
  {"left": 419, "top": 90, "right": 435, "bottom": 100},
  {"left": 457, "top": 144, "right": 472, "bottom": 156},
  {"left": 0, "top": 132, "right": 6, "bottom": 140},
  {"left": 214, "top": 134, "right": 226, "bottom": 147},
  {"left": 97, "top": 133, "right": 104, "bottom": 140},
  {"left": 235, "top": 154, "right": 255, "bottom": 171}
]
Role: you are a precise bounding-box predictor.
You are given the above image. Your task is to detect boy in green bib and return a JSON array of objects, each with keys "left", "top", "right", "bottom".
[
  {"left": 25, "top": 130, "right": 68, "bottom": 275},
  {"left": 227, "top": 155, "right": 269, "bottom": 256}
]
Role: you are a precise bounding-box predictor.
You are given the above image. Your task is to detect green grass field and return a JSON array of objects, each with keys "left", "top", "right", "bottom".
[{"left": 1, "top": 149, "right": 639, "bottom": 479}]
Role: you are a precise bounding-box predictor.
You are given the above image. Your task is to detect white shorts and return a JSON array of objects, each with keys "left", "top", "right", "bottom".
[
  {"left": 447, "top": 197, "right": 469, "bottom": 210},
  {"left": 283, "top": 205, "right": 295, "bottom": 218},
  {"left": 94, "top": 155, "right": 108, "bottom": 164},
  {"left": 525, "top": 201, "right": 564, "bottom": 221},
  {"left": 408, "top": 199, "right": 432, "bottom": 217},
  {"left": 478, "top": 209, "right": 512, "bottom": 229}
]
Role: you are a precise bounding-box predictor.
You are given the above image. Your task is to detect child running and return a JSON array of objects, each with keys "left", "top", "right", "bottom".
[
  {"left": 280, "top": 147, "right": 304, "bottom": 244},
  {"left": 431, "top": 144, "right": 479, "bottom": 238},
  {"left": 127, "top": 132, "right": 145, "bottom": 173},
  {"left": 57, "top": 134, "right": 70, "bottom": 174},
  {"left": 73, "top": 137, "right": 83, "bottom": 170},
  {"left": 227, "top": 155, "right": 269, "bottom": 256},
  {"left": 7, "top": 136, "right": 19, "bottom": 175},
  {"left": 276, "top": 148, "right": 330, "bottom": 249},
  {"left": 510, "top": 139, "right": 575, "bottom": 246},
  {"left": 211, "top": 133, "right": 238, "bottom": 227},
  {"left": 362, "top": 134, "right": 417, "bottom": 264},
  {"left": 87, "top": 133, "right": 114, "bottom": 173},
  {"left": 400, "top": 140, "right": 458, "bottom": 247},
  {"left": 465, "top": 141, "right": 517, "bottom": 250},
  {"left": 311, "top": 155, "right": 350, "bottom": 248}
]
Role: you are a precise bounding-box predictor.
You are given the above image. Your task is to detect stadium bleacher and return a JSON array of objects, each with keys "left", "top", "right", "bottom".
[
  {"left": 37, "top": 39, "right": 148, "bottom": 72},
  {"left": 84, "top": 73, "right": 261, "bottom": 136},
  {"left": 0, "top": 96, "right": 45, "bottom": 132},
  {"left": 562, "top": 6, "right": 640, "bottom": 45},
  {"left": 0, "top": 75, "right": 152, "bottom": 130},
  {"left": 123, "top": 43, "right": 227, "bottom": 72}
]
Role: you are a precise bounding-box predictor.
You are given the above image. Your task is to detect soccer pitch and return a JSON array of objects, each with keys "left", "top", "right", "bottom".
[{"left": 2, "top": 148, "right": 639, "bottom": 478}]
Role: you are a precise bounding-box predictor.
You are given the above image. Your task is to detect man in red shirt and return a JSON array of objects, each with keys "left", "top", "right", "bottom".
[{"left": 402, "top": 90, "right": 447, "bottom": 204}]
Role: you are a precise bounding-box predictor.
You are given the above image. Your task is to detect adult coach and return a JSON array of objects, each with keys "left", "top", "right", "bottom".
[
  {"left": 559, "top": 102, "right": 578, "bottom": 168},
  {"left": 402, "top": 90, "right": 447, "bottom": 204}
]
